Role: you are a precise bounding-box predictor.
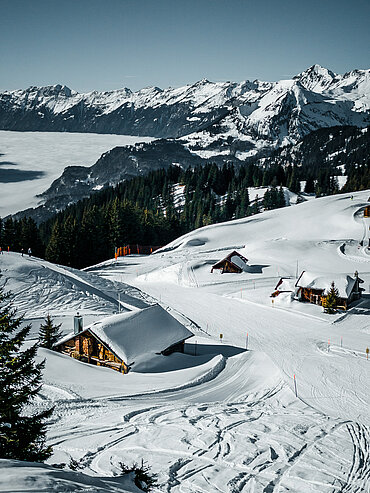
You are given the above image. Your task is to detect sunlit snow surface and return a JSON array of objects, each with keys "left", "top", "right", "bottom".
[
  {"left": 0, "top": 131, "right": 153, "bottom": 216},
  {"left": 1, "top": 190, "right": 370, "bottom": 492}
]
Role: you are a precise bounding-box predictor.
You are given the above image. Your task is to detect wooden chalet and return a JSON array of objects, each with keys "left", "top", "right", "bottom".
[
  {"left": 295, "top": 270, "right": 364, "bottom": 310},
  {"left": 211, "top": 251, "right": 248, "bottom": 274},
  {"left": 54, "top": 305, "right": 193, "bottom": 374}
]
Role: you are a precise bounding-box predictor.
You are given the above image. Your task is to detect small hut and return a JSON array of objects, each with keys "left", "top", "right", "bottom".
[
  {"left": 271, "top": 277, "right": 296, "bottom": 298},
  {"left": 54, "top": 305, "right": 193, "bottom": 374},
  {"left": 295, "top": 271, "right": 364, "bottom": 310},
  {"left": 211, "top": 251, "right": 248, "bottom": 274}
]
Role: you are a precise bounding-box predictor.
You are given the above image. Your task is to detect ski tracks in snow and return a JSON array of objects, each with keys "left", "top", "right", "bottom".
[{"left": 45, "top": 354, "right": 367, "bottom": 492}]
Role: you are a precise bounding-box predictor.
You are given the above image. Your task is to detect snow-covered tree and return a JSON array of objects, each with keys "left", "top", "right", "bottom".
[
  {"left": 39, "top": 314, "right": 62, "bottom": 349},
  {"left": 0, "top": 280, "right": 53, "bottom": 461}
]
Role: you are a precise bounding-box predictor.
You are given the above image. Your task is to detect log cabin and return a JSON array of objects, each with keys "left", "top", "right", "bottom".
[
  {"left": 295, "top": 271, "right": 364, "bottom": 310},
  {"left": 211, "top": 251, "right": 248, "bottom": 274},
  {"left": 54, "top": 305, "right": 193, "bottom": 374}
]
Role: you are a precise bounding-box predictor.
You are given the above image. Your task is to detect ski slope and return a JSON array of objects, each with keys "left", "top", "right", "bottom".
[{"left": 1, "top": 190, "right": 370, "bottom": 492}]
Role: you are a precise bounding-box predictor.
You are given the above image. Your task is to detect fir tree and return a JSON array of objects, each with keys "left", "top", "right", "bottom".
[
  {"left": 0, "top": 281, "right": 53, "bottom": 461},
  {"left": 304, "top": 176, "right": 315, "bottom": 194},
  {"left": 45, "top": 220, "right": 64, "bottom": 265},
  {"left": 278, "top": 186, "right": 286, "bottom": 208},
  {"left": 39, "top": 314, "right": 63, "bottom": 349},
  {"left": 322, "top": 282, "right": 339, "bottom": 314}
]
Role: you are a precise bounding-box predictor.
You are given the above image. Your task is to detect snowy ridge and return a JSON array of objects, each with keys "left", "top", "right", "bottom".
[
  {"left": 1, "top": 65, "right": 368, "bottom": 146},
  {"left": 2, "top": 65, "right": 369, "bottom": 220}
]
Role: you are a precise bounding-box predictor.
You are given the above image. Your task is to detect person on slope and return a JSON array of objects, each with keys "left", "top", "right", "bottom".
[{"left": 28, "top": 247, "right": 32, "bottom": 257}]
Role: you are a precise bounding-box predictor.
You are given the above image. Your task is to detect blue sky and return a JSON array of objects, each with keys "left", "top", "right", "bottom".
[{"left": 1, "top": 0, "right": 369, "bottom": 92}]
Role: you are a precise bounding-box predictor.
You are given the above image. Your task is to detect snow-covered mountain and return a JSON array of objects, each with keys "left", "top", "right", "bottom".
[
  {"left": 3, "top": 65, "right": 370, "bottom": 221},
  {"left": 182, "top": 67, "right": 370, "bottom": 160},
  {"left": 1, "top": 66, "right": 369, "bottom": 149}
]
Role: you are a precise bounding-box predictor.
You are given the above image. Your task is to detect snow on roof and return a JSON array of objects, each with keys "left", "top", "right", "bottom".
[
  {"left": 275, "top": 277, "right": 296, "bottom": 292},
  {"left": 295, "top": 271, "right": 359, "bottom": 299},
  {"left": 57, "top": 305, "right": 193, "bottom": 366},
  {"left": 212, "top": 251, "right": 248, "bottom": 271},
  {"left": 230, "top": 254, "right": 248, "bottom": 270}
]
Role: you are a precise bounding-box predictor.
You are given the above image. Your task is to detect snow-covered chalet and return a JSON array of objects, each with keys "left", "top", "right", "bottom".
[
  {"left": 211, "top": 251, "right": 248, "bottom": 274},
  {"left": 54, "top": 305, "right": 193, "bottom": 374},
  {"left": 295, "top": 271, "right": 364, "bottom": 309}
]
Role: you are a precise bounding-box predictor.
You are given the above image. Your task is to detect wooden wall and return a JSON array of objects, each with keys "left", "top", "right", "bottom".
[{"left": 57, "top": 331, "right": 128, "bottom": 374}]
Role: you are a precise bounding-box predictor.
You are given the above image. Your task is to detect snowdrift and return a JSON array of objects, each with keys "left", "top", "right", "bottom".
[{"left": 0, "top": 459, "right": 140, "bottom": 493}]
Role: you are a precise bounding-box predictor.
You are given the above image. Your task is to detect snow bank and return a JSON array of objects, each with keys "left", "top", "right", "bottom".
[
  {"left": 37, "top": 346, "right": 225, "bottom": 400},
  {"left": 0, "top": 459, "right": 139, "bottom": 493},
  {"left": 0, "top": 253, "right": 147, "bottom": 336}
]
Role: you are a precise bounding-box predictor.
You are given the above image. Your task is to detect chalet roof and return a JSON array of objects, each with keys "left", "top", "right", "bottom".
[
  {"left": 275, "top": 277, "right": 296, "bottom": 292},
  {"left": 295, "top": 271, "right": 363, "bottom": 299},
  {"left": 56, "top": 305, "right": 193, "bottom": 366},
  {"left": 212, "top": 250, "right": 248, "bottom": 271}
]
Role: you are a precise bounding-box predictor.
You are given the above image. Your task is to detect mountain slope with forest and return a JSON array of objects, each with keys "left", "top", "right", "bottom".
[{"left": 13, "top": 124, "right": 368, "bottom": 223}]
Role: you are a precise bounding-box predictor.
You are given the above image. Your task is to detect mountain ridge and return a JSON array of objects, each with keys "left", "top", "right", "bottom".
[
  {"left": 1, "top": 65, "right": 368, "bottom": 141},
  {"left": 2, "top": 65, "right": 369, "bottom": 222}
]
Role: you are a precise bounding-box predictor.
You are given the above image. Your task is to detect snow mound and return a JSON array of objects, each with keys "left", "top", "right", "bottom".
[
  {"left": 0, "top": 253, "right": 147, "bottom": 334},
  {"left": 0, "top": 459, "right": 139, "bottom": 493},
  {"left": 159, "top": 190, "right": 370, "bottom": 253}
]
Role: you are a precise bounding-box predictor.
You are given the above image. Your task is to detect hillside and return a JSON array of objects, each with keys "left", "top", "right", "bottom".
[
  {"left": 1, "top": 190, "right": 369, "bottom": 491},
  {"left": 9, "top": 124, "right": 368, "bottom": 228}
]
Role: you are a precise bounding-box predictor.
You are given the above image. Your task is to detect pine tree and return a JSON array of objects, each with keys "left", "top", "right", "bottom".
[
  {"left": 263, "top": 189, "right": 272, "bottom": 210},
  {"left": 322, "top": 282, "right": 339, "bottom": 314},
  {"left": 278, "top": 186, "right": 286, "bottom": 208},
  {"left": 304, "top": 176, "right": 315, "bottom": 194},
  {"left": 0, "top": 281, "right": 53, "bottom": 461},
  {"left": 45, "top": 219, "right": 64, "bottom": 264},
  {"left": 39, "top": 314, "right": 62, "bottom": 349}
]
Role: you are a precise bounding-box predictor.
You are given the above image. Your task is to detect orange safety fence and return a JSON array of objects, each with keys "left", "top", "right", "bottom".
[{"left": 115, "top": 245, "right": 162, "bottom": 257}]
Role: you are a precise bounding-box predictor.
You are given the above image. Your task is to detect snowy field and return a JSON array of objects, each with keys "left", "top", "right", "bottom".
[
  {"left": 1, "top": 190, "right": 370, "bottom": 492},
  {"left": 0, "top": 131, "right": 153, "bottom": 216}
]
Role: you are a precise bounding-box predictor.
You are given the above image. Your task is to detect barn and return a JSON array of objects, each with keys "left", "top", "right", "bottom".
[
  {"left": 211, "top": 251, "right": 248, "bottom": 274},
  {"left": 295, "top": 271, "right": 364, "bottom": 310},
  {"left": 54, "top": 305, "right": 193, "bottom": 374}
]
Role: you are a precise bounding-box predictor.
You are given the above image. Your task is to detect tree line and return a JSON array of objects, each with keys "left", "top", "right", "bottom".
[
  {"left": 1, "top": 135, "right": 365, "bottom": 270},
  {"left": 1, "top": 162, "right": 291, "bottom": 268}
]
